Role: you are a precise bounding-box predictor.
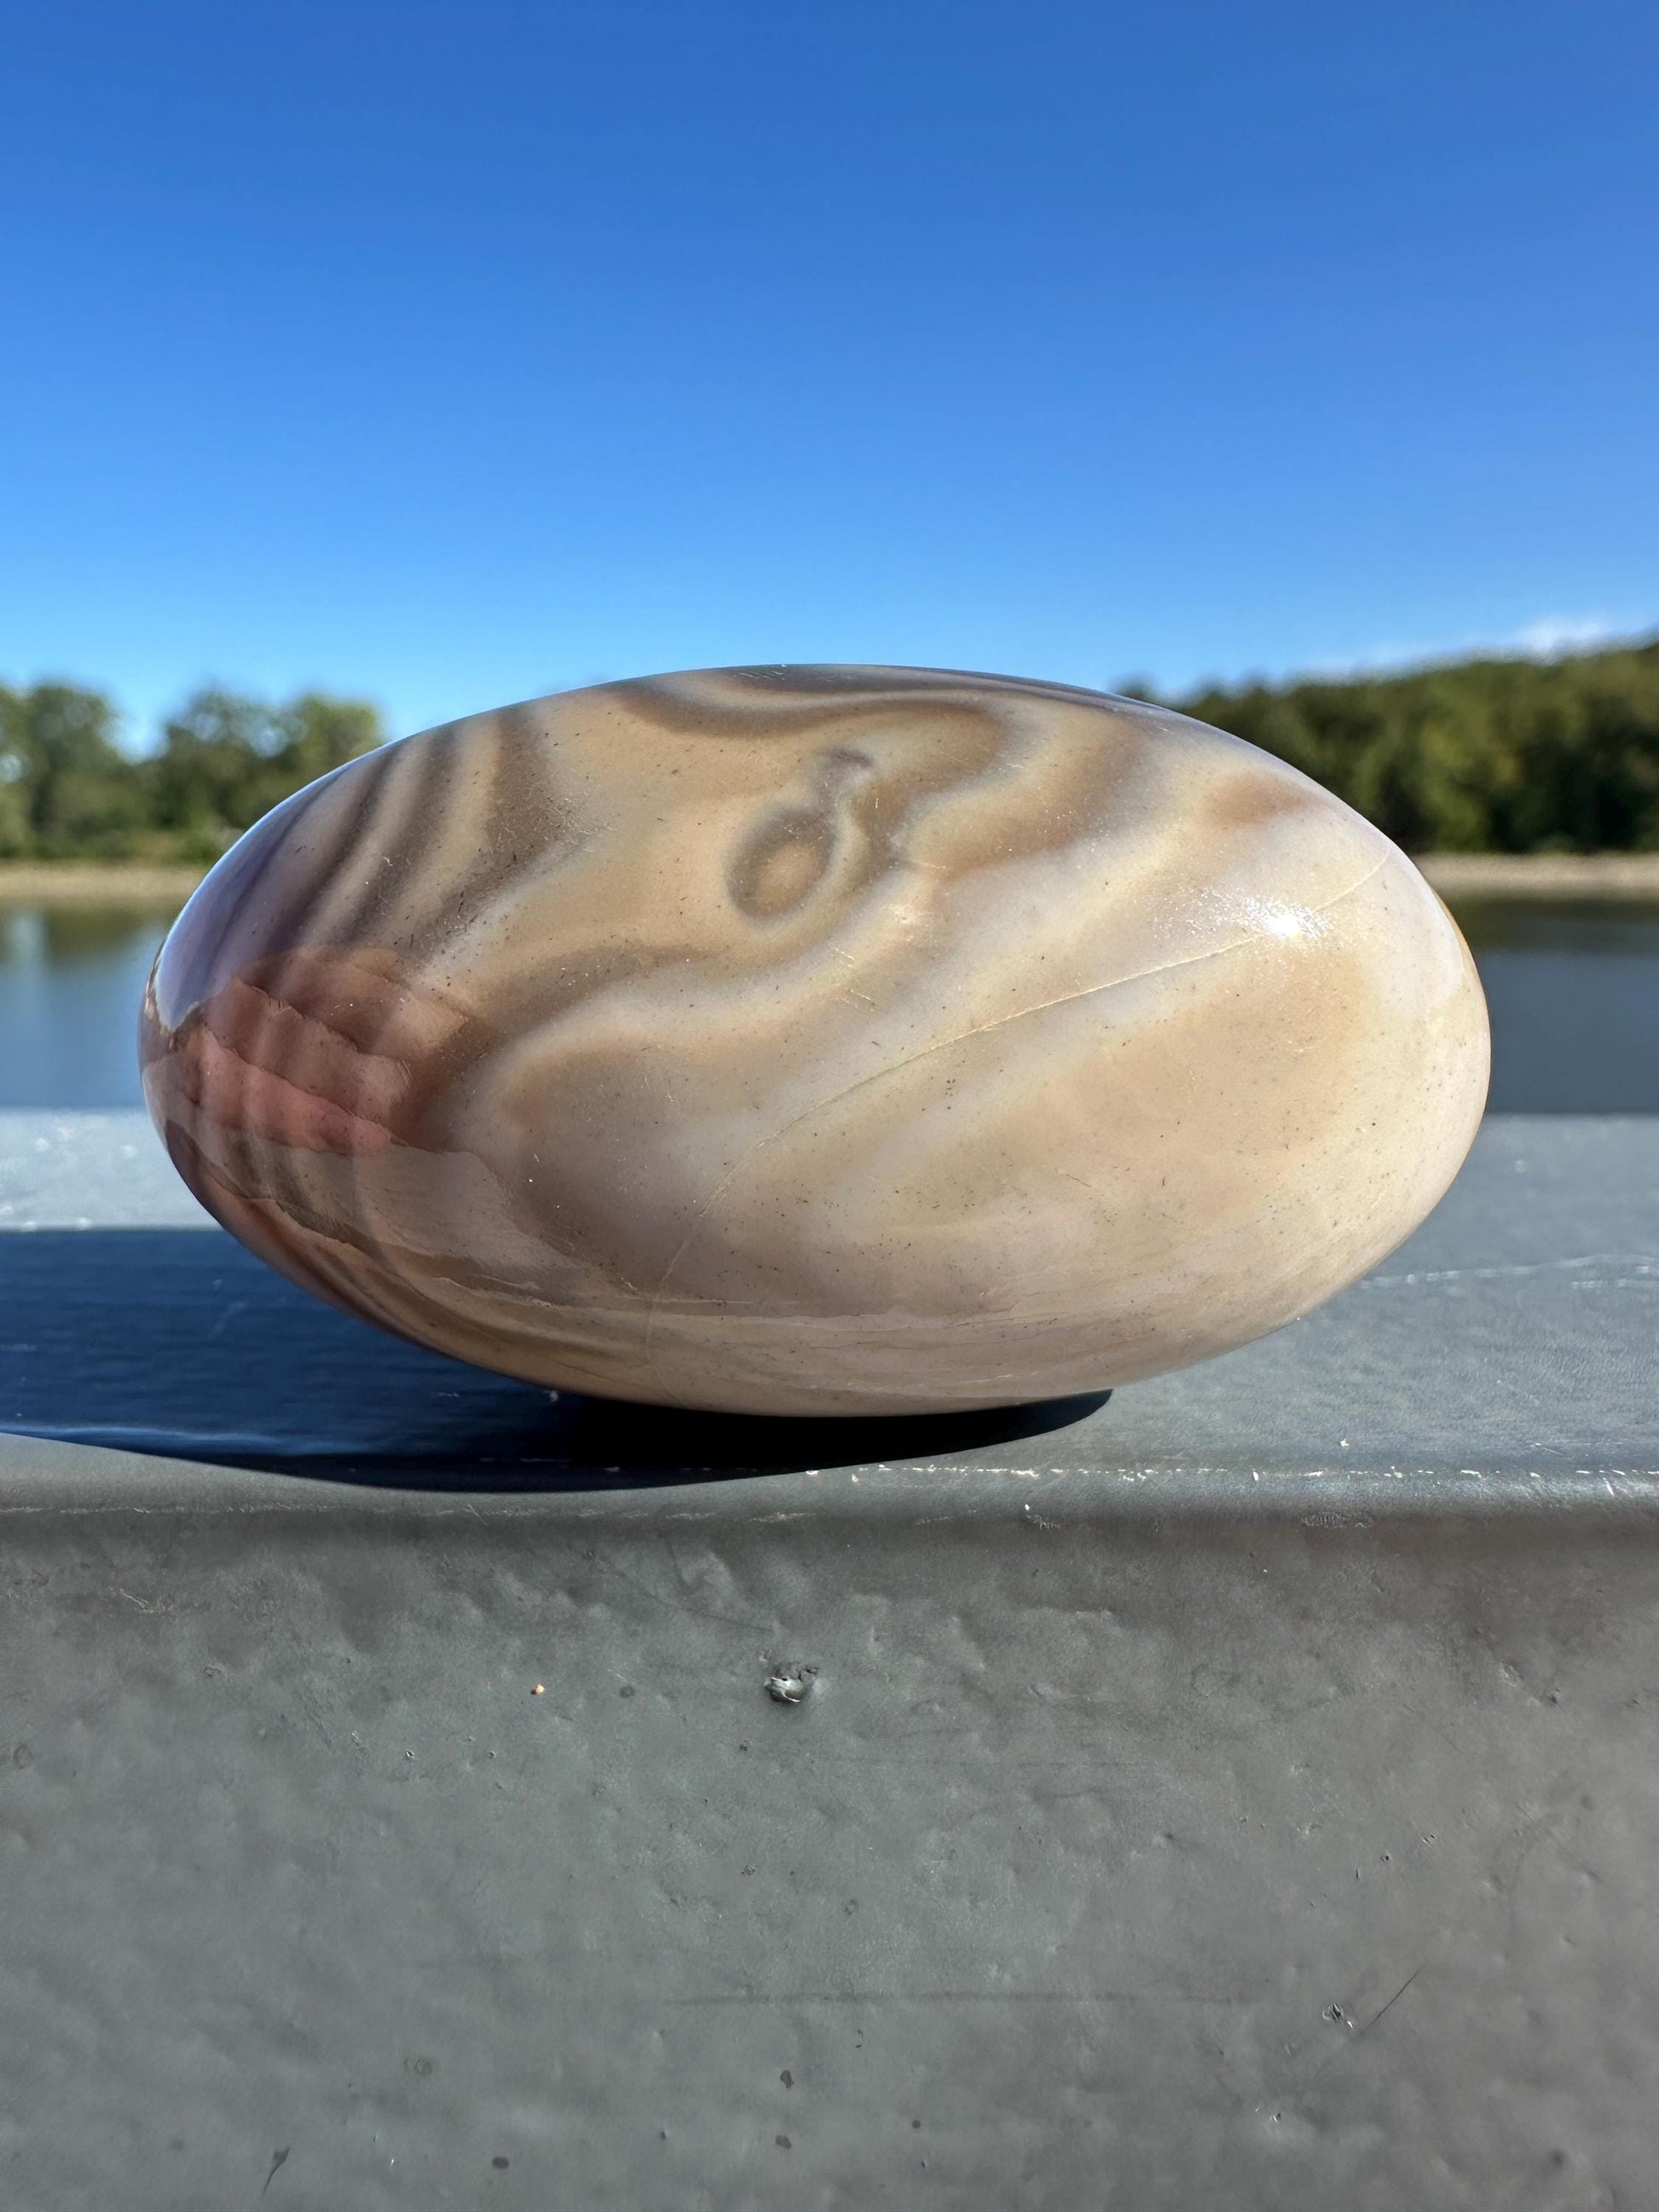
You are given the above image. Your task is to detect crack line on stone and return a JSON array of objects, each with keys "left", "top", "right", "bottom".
[{"left": 641, "top": 853, "right": 1390, "bottom": 1377}]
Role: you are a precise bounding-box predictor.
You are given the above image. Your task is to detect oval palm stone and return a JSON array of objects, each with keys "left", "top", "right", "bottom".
[{"left": 141, "top": 665, "right": 1489, "bottom": 1416}]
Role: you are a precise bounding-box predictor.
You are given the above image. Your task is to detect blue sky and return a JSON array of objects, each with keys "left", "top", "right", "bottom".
[{"left": 3, "top": 0, "right": 1655, "bottom": 746}]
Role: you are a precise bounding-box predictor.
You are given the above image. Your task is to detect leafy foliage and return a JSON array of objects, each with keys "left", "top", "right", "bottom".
[
  {"left": 1168, "top": 636, "right": 1659, "bottom": 853},
  {"left": 5, "top": 642, "right": 1659, "bottom": 860},
  {"left": 0, "top": 683, "right": 388, "bottom": 862}
]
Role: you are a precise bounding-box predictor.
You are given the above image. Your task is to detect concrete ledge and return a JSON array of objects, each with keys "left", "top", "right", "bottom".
[
  {"left": 2, "top": 1113, "right": 1654, "bottom": 1500},
  {"left": 2, "top": 1116, "right": 1656, "bottom": 2207}
]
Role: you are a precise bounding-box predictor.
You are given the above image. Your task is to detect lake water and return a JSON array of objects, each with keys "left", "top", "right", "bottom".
[
  {"left": 3, "top": 896, "right": 1658, "bottom": 1113},
  {"left": 0, "top": 904, "right": 181, "bottom": 1111}
]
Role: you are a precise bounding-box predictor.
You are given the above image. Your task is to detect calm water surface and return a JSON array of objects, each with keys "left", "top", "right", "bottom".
[
  {"left": 3, "top": 896, "right": 1657, "bottom": 1112},
  {"left": 0, "top": 904, "right": 182, "bottom": 1110}
]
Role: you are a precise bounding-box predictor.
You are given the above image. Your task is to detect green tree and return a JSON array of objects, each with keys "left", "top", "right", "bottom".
[
  {"left": 273, "top": 691, "right": 384, "bottom": 785},
  {"left": 0, "top": 680, "right": 146, "bottom": 858},
  {"left": 9, "top": 644, "right": 1659, "bottom": 861},
  {"left": 1171, "top": 637, "right": 1659, "bottom": 853},
  {"left": 144, "top": 685, "right": 387, "bottom": 859},
  {"left": 0, "top": 684, "right": 30, "bottom": 855}
]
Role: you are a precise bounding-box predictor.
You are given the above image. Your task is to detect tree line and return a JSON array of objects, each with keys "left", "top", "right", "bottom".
[
  {"left": 3, "top": 637, "right": 1659, "bottom": 859},
  {"left": 0, "top": 684, "right": 386, "bottom": 862},
  {"left": 1162, "top": 633, "right": 1659, "bottom": 853}
]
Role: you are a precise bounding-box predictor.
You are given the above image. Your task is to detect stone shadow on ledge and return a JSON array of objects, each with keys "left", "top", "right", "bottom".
[{"left": 0, "top": 1230, "right": 1107, "bottom": 1491}]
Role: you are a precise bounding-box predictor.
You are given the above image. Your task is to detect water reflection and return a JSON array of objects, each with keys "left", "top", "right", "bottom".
[
  {"left": 1454, "top": 896, "right": 1659, "bottom": 959},
  {"left": 3, "top": 894, "right": 1659, "bottom": 1112},
  {"left": 0, "top": 904, "right": 181, "bottom": 1109},
  {"left": 1449, "top": 897, "right": 1659, "bottom": 1112}
]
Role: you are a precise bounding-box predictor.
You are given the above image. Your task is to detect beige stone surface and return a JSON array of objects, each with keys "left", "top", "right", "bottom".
[{"left": 141, "top": 666, "right": 1489, "bottom": 1414}]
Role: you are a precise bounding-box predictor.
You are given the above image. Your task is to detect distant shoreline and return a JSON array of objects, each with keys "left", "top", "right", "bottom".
[
  {"left": 1417, "top": 853, "right": 1659, "bottom": 899},
  {"left": 3, "top": 852, "right": 1659, "bottom": 907},
  {"left": 0, "top": 863, "right": 208, "bottom": 904}
]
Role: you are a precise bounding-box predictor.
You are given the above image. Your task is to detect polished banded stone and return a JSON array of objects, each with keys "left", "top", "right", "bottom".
[{"left": 141, "top": 666, "right": 1489, "bottom": 1416}]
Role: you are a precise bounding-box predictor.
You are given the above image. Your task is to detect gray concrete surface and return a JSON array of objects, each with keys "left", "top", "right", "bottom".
[{"left": 1, "top": 1114, "right": 1656, "bottom": 2209}]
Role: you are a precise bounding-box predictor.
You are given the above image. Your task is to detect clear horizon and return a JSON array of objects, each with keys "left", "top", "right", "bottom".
[{"left": 3, "top": 0, "right": 1654, "bottom": 746}]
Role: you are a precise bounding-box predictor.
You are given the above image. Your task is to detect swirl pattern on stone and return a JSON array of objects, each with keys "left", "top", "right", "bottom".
[{"left": 141, "top": 665, "right": 1489, "bottom": 1416}]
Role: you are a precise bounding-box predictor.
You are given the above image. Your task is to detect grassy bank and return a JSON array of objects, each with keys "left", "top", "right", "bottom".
[
  {"left": 0, "top": 863, "right": 206, "bottom": 904},
  {"left": 7, "top": 852, "right": 1659, "bottom": 909},
  {"left": 1418, "top": 852, "right": 1659, "bottom": 899}
]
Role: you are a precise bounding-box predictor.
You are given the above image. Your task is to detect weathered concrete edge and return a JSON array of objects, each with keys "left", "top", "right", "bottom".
[
  {"left": 3, "top": 1427, "right": 1658, "bottom": 1525},
  {"left": 4, "top": 1112, "right": 1657, "bottom": 1520}
]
